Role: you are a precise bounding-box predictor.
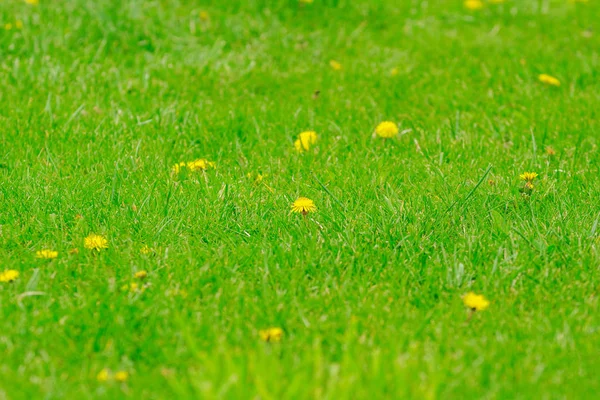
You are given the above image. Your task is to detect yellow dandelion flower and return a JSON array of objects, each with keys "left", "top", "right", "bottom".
[
  {"left": 524, "top": 181, "right": 534, "bottom": 190},
  {"left": 329, "top": 60, "right": 342, "bottom": 71},
  {"left": 84, "top": 234, "right": 108, "bottom": 251},
  {"left": 97, "top": 368, "right": 110, "bottom": 382},
  {"left": 171, "top": 161, "right": 186, "bottom": 174},
  {"left": 375, "top": 121, "right": 399, "bottom": 138},
  {"left": 463, "top": 292, "right": 490, "bottom": 311},
  {"left": 15, "top": 20, "right": 23, "bottom": 29},
  {"left": 4, "top": 23, "right": 13, "bottom": 30},
  {"left": 199, "top": 10, "right": 209, "bottom": 21},
  {"left": 259, "top": 327, "right": 284, "bottom": 342},
  {"left": 390, "top": 67, "right": 399, "bottom": 76},
  {"left": 519, "top": 172, "right": 538, "bottom": 182},
  {"left": 299, "top": 0, "right": 314, "bottom": 3},
  {"left": 140, "top": 245, "right": 153, "bottom": 255},
  {"left": 295, "top": 130, "right": 317, "bottom": 152},
  {"left": 247, "top": 172, "right": 266, "bottom": 184},
  {"left": 291, "top": 197, "right": 316, "bottom": 215},
  {"left": 464, "top": 0, "right": 484, "bottom": 10},
  {"left": 126, "top": 282, "right": 143, "bottom": 293},
  {"left": 187, "top": 158, "right": 215, "bottom": 172},
  {"left": 0, "top": 270, "right": 19, "bottom": 283},
  {"left": 114, "top": 371, "right": 129, "bottom": 382},
  {"left": 25, "top": 0, "right": 39, "bottom": 4},
  {"left": 35, "top": 249, "right": 58, "bottom": 259},
  {"left": 134, "top": 270, "right": 148, "bottom": 280},
  {"left": 538, "top": 74, "right": 560, "bottom": 87}
]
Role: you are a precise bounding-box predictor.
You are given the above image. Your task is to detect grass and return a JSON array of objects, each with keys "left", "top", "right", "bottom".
[{"left": 1, "top": 0, "right": 599, "bottom": 398}]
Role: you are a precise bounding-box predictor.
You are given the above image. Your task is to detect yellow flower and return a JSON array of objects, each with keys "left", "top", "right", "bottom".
[
  {"left": 0, "top": 270, "right": 19, "bottom": 283},
  {"left": 299, "top": 0, "right": 314, "bottom": 3},
  {"left": 4, "top": 23, "right": 13, "bottom": 30},
  {"left": 390, "top": 67, "right": 399, "bottom": 76},
  {"left": 291, "top": 197, "right": 316, "bottom": 215},
  {"left": 114, "top": 371, "right": 129, "bottom": 382},
  {"left": 140, "top": 245, "right": 153, "bottom": 255},
  {"left": 171, "top": 161, "right": 186, "bottom": 174},
  {"left": 463, "top": 292, "right": 490, "bottom": 311},
  {"left": 84, "top": 234, "right": 108, "bottom": 251},
  {"left": 199, "top": 10, "right": 209, "bottom": 21},
  {"left": 519, "top": 172, "right": 538, "bottom": 182},
  {"left": 15, "top": 20, "right": 23, "bottom": 29},
  {"left": 259, "top": 327, "right": 284, "bottom": 342},
  {"left": 524, "top": 181, "right": 534, "bottom": 190},
  {"left": 295, "top": 130, "right": 317, "bottom": 152},
  {"left": 121, "top": 282, "right": 144, "bottom": 293},
  {"left": 187, "top": 158, "right": 215, "bottom": 171},
  {"left": 25, "top": 0, "right": 39, "bottom": 4},
  {"left": 464, "top": 0, "right": 484, "bottom": 10},
  {"left": 35, "top": 249, "right": 58, "bottom": 259},
  {"left": 134, "top": 270, "right": 148, "bottom": 280},
  {"left": 538, "top": 74, "right": 560, "bottom": 87},
  {"left": 375, "top": 121, "right": 399, "bottom": 138},
  {"left": 97, "top": 368, "right": 110, "bottom": 382},
  {"left": 329, "top": 60, "right": 342, "bottom": 71}
]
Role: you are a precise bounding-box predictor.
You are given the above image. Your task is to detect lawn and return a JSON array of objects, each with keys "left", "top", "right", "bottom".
[{"left": 1, "top": 0, "right": 599, "bottom": 398}]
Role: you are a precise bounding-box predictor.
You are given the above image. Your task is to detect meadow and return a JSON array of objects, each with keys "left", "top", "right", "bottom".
[{"left": 1, "top": 0, "right": 599, "bottom": 398}]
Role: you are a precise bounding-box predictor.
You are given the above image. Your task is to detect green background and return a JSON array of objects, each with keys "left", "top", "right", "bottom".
[{"left": 1, "top": 0, "right": 599, "bottom": 398}]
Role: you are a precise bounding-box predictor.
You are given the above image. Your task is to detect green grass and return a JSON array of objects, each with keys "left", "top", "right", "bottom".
[{"left": 1, "top": 0, "right": 599, "bottom": 398}]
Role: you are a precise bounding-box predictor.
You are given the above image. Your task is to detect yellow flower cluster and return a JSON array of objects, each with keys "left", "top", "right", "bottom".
[
  {"left": 464, "top": 0, "right": 484, "bottom": 10},
  {"left": 97, "top": 368, "right": 129, "bottom": 383},
  {"left": 519, "top": 172, "right": 538, "bottom": 182},
  {"left": 121, "top": 282, "right": 147, "bottom": 293},
  {"left": 538, "top": 74, "right": 560, "bottom": 87},
  {"left": 329, "top": 60, "right": 342, "bottom": 71},
  {"left": 172, "top": 159, "right": 216, "bottom": 174},
  {"left": 259, "top": 327, "right": 284, "bottom": 342},
  {"left": 134, "top": 270, "right": 148, "bottom": 279},
  {"left": 140, "top": 245, "right": 153, "bottom": 255},
  {"left": 0, "top": 270, "right": 19, "bottom": 283},
  {"left": 294, "top": 131, "right": 318, "bottom": 152},
  {"left": 463, "top": 292, "right": 490, "bottom": 311},
  {"left": 84, "top": 234, "right": 109, "bottom": 251},
  {"left": 36, "top": 249, "right": 58, "bottom": 259}
]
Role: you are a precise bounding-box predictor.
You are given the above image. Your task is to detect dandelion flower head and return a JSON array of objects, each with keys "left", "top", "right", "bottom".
[
  {"left": 84, "top": 234, "right": 108, "bottom": 251},
  {"left": 0, "top": 270, "right": 19, "bottom": 283},
  {"left": 259, "top": 327, "right": 284, "bottom": 342},
  {"left": 464, "top": 0, "right": 484, "bottom": 10},
  {"left": 115, "top": 371, "right": 129, "bottom": 382},
  {"left": 375, "top": 121, "right": 399, "bottom": 138},
  {"left": 187, "top": 159, "right": 216, "bottom": 172},
  {"left": 134, "top": 270, "right": 148, "bottom": 280},
  {"left": 97, "top": 368, "right": 110, "bottom": 382},
  {"left": 291, "top": 197, "right": 316, "bottom": 215},
  {"left": 295, "top": 130, "right": 317, "bottom": 152},
  {"left": 519, "top": 172, "right": 538, "bottom": 182},
  {"left": 36, "top": 249, "right": 58, "bottom": 259},
  {"left": 538, "top": 74, "right": 560, "bottom": 87},
  {"left": 463, "top": 292, "right": 490, "bottom": 311},
  {"left": 329, "top": 60, "right": 342, "bottom": 71},
  {"left": 140, "top": 245, "right": 153, "bottom": 255}
]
